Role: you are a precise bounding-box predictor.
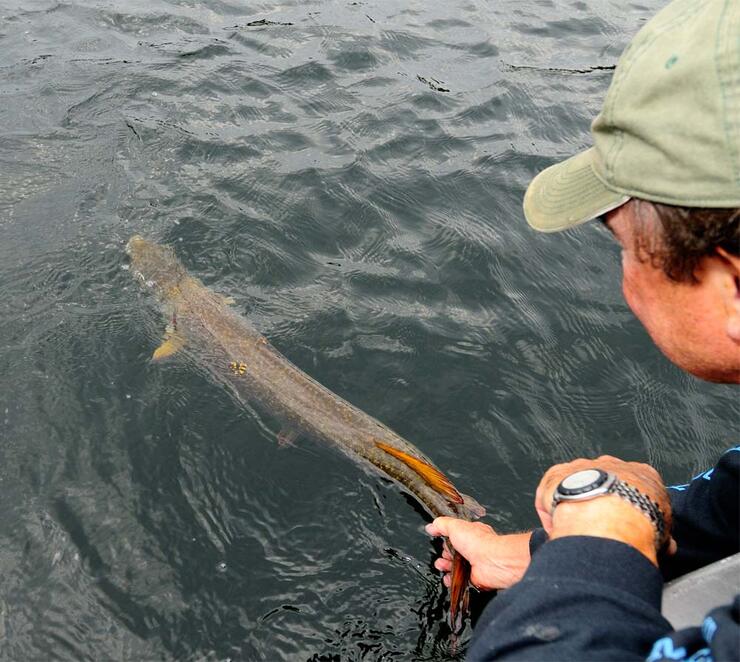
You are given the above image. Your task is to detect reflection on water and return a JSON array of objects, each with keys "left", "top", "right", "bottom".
[{"left": 1, "top": 0, "right": 737, "bottom": 659}]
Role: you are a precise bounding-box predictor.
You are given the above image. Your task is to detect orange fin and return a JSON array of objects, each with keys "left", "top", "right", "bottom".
[
  {"left": 449, "top": 549, "right": 471, "bottom": 633},
  {"left": 374, "top": 441, "right": 464, "bottom": 504},
  {"left": 152, "top": 333, "right": 185, "bottom": 361}
]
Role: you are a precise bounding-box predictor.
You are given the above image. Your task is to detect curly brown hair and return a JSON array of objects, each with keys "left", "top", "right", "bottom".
[{"left": 631, "top": 200, "right": 740, "bottom": 283}]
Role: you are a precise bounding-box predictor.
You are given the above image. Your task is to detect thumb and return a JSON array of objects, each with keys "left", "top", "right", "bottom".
[
  {"left": 426, "top": 517, "right": 498, "bottom": 565},
  {"left": 425, "top": 516, "right": 459, "bottom": 539}
]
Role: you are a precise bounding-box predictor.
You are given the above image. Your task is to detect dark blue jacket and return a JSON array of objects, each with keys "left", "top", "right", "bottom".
[{"left": 467, "top": 447, "right": 740, "bottom": 661}]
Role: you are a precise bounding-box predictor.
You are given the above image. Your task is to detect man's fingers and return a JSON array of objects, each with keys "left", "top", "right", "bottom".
[
  {"left": 425, "top": 517, "right": 455, "bottom": 538},
  {"left": 535, "top": 463, "right": 570, "bottom": 516},
  {"left": 535, "top": 470, "right": 561, "bottom": 532},
  {"left": 536, "top": 504, "right": 554, "bottom": 534},
  {"left": 434, "top": 558, "right": 452, "bottom": 573}
]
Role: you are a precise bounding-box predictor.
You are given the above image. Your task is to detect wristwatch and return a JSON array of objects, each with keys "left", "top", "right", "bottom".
[{"left": 551, "top": 468, "right": 668, "bottom": 549}]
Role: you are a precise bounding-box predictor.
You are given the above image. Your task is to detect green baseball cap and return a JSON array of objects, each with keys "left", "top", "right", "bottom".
[{"left": 524, "top": 0, "right": 740, "bottom": 233}]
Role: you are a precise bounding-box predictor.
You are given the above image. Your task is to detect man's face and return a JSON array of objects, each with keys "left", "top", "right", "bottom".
[{"left": 605, "top": 203, "right": 740, "bottom": 383}]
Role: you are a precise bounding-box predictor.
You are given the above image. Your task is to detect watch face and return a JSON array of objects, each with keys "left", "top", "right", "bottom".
[{"left": 558, "top": 468, "right": 609, "bottom": 495}]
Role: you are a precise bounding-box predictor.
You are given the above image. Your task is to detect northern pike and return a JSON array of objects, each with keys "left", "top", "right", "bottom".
[{"left": 125, "top": 235, "right": 484, "bottom": 629}]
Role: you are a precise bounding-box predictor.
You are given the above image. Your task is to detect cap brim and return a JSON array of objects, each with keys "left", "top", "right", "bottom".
[{"left": 523, "top": 148, "right": 630, "bottom": 232}]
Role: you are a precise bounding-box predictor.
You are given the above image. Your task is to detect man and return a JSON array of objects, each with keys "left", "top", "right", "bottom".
[{"left": 427, "top": 0, "right": 739, "bottom": 659}]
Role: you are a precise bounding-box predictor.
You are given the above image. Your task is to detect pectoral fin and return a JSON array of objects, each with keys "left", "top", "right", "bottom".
[
  {"left": 374, "top": 441, "right": 464, "bottom": 505},
  {"left": 277, "top": 428, "right": 300, "bottom": 448},
  {"left": 152, "top": 333, "right": 185, "bottom": 361}
]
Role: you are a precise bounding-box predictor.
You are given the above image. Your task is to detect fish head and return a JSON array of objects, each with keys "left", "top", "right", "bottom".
[{"left": 126, "top": 235, "right": 187, "bottom": 299}]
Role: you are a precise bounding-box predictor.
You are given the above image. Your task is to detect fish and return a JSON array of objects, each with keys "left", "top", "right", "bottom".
[{"left": 125, "top": 235, "right": 484, "bottom": 630}]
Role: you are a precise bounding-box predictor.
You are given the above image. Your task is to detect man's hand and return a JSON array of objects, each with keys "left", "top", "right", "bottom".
[
  {"left": 534, "top": 455, "right": 675, "bottom": 565},
  {"left": 425, "top": 519, "right": 531, "bottom": 591},
  {"left": 426, "top": 456, "right": 674, "bottom": 593}
]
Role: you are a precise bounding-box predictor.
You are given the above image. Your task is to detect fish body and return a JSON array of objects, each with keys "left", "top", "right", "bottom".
[{"left": 126, "top": 235, "right": 483, "bottom": 625}]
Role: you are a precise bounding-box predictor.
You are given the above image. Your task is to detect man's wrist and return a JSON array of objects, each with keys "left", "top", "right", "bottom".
[{"left": 550, "top": 495, "right": 659, "bottom": 565}]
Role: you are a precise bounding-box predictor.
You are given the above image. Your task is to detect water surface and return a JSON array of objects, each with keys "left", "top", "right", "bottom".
[{"left": 1, "top": 0, "right": 737, "bottom": 659}]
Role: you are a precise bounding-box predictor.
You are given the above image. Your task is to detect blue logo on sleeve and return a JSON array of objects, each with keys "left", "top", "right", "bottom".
[
  {"left": 646, "top": 638, "right": 714, "bottom": 661},
  {"left": 646, "top": 637, "right": 687, "bottom": 661},
  {"left": 701, "top": 617, "right": 717, "bottom": 643},
  {"left": 686, "top": 648, "right": 712, "bottom": 662},
  {"left": 668, "top": 446, "right": 738, "bottom": 491}
]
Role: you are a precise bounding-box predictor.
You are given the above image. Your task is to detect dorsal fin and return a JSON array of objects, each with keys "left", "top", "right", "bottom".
[{"left": 374, "top": 441, "right": 464, "bottom": 504}]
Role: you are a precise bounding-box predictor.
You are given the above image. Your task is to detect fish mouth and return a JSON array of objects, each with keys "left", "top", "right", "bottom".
[{"left": 126, "top": 234, "right": 146, "bottom": 256}]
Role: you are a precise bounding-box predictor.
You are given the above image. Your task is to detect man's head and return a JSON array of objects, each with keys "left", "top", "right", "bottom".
[
  {"left": 604, "top": 201, "right": 739, "bottom": 383},
  {"left": 522, "top": 0, "right": 740, "bottom": 383}
]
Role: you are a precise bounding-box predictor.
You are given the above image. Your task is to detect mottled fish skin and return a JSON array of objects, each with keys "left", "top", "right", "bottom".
[{"left": 126, "top": 235, "right": 483, "bottom": 627}]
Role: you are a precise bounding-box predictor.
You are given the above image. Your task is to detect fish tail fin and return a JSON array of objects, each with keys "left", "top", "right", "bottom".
[
  {"left": 374, "top": 441, "right": 464, "bottom": 505},
  {"left": 449, "top": 548, "right": 471, "bottom": 633}
]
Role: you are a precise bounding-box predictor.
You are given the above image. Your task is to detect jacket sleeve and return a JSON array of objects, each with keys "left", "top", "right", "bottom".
[
  {"left": 469, "top": 450, "right": 740, "bottom": 661},
  {"left": 662, "top": 446, "right": 740, "bottom": 580},
  {"left": 467, "top": 537, "right": 740, "bottom": 662},
  {"left": 467, "top": 536, "right": 671, "bottom": 661}
]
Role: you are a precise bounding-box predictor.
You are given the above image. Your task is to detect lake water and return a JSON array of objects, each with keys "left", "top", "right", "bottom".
[{"left": 1, "top": 0, "right": 737, "bottom": 659}]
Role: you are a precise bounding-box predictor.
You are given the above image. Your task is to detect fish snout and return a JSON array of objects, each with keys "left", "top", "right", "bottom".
[{"left": 126, "top": 234, "right": 146, "bottom": 256}]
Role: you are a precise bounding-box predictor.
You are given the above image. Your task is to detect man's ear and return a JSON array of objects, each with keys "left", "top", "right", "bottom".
[{"left": 715, "top": 247, "right": 740, "bottom": 342}]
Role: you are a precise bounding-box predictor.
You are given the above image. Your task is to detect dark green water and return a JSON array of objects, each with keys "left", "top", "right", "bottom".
[{"left": 1, "top": 0, "right": 737, "bottom": 659}]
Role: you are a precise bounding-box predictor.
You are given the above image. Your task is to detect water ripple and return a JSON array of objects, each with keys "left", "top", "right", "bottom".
[{"left": 1, "top": 0, "right": 735, "bottom": 659}]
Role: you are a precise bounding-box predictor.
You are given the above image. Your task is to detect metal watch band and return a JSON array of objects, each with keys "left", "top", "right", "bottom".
[{"left": 612, "top": 479, "right": 668, "bottom": 549}]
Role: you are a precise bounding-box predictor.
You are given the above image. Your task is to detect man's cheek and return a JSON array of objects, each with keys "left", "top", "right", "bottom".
[{"left": 621, "top": 273, "right": 638, "bottom": 311}]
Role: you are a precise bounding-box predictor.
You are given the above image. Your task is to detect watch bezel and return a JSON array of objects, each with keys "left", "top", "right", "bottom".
[{"left": 553, "top": 469, "right": 617, "bottom": 504}]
